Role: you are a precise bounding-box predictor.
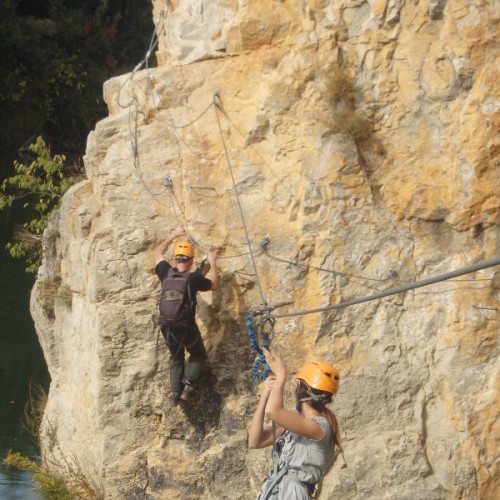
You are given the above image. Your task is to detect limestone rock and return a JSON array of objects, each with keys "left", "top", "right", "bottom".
[{"left": 31, "top": 1, "right": 499, "bottom": 498}]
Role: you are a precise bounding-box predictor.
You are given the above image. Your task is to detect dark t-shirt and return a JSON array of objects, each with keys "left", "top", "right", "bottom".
[{"left": 155, "top": 260, "right": 212, "bottom": 319}]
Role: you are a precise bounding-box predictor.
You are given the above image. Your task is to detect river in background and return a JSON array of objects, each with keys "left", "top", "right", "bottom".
[{"left": 0, "top": 208, "right": 49, "bottom": 499}]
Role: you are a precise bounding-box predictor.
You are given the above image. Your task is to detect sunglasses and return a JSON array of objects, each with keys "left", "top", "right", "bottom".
[{"left": 175, "top": 256, "right": 192, "bottom": 263}]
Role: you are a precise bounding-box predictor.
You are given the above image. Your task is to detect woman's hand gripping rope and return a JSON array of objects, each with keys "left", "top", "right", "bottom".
[{"left": 263, "top": 346, "right": 288, "bottom": 384}]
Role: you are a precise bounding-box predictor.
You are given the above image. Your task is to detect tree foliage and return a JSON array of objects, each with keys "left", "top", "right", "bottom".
[
  {"left": 0, "top": 136, "right": 76, "bottom": 272},
  {"left": 0, "top": 0, "right": 154, "bottom": 271},
  {"left": 0, "top": 0, "right": 155, "bottom": 171}
]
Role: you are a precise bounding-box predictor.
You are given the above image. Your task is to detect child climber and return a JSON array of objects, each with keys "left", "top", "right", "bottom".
[
  {"left": 153, "top": 224, "right": 218, "bottom": 406},
  {"left": 248, "top": 346, "right": 341, "bottom": 499}
]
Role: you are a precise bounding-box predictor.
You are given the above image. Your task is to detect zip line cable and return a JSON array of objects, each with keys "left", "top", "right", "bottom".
[
  {"left": 117, "top": 9, "right": 165, "bottom": 110},
  {"left": 272, "top": 256, "right": 500, "bottom": 319},
  {"left": 219, "top": 110, "right": 282, "bottom": 182},
  {"left": 128, "top": 106, "right": 171, "bottom": 203},
  {"left": 218, "top": 248, "right": 265, "bottom": 260},
  {"left": 214, "top": 95, "right": 268, "bottom": 307},
  {"left": 261, "top": 246, "right": 386, "bottom": 293},
  {"left": 147, "top": 77, "right": 217, "bottom": 129},
  {"left": 262, "top": 245, "right": 494, "bottom": 288},
  {"left": 128, "top": 92, "right": 260, "bottom": 261},
  {"left": 261, "top": 234, "right": 493, "bottom": 293},
  {"left": 262, "top": 248, "right": 387, "bottom": 282}
]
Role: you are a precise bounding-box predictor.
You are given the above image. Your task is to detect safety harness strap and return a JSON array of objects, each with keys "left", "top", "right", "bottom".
[{"left": 261, "top": 456, "right": 288, "bottom": 500}]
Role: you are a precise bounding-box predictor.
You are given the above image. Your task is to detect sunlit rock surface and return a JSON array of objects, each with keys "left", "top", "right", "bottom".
[{"left": 32, "top": 1, "right": 499, "bottom": 498}]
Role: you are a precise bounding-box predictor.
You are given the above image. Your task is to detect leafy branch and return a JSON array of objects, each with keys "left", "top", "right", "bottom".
[{"left": 0, "top": 136, "right": 79, "bottom": 273}]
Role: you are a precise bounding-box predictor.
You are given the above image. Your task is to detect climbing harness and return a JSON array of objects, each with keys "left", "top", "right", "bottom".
[
  {"left": 262, "top": 426, "right": 320, "bottom": 500},
  {"left": 247, "top": 309, "right": 276, "bottom": 381},
  {"left": 262, "top": 427, "right": 288, "bottom": 500},
  {"left": 164, "top": 326, "right": 200, "bottom": 358}
]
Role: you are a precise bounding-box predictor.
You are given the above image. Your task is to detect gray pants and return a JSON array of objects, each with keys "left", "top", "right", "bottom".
[{"left": 162, "top": 322, "right": 207, "bottom": 394}]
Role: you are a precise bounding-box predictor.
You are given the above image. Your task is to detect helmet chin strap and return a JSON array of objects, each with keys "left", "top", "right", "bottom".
[{"left": 296, "top": 382, "right": 330, "bottom": 411}]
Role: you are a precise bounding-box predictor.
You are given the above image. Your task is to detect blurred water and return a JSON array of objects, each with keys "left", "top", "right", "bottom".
[
  {"left": 0, "top": 469, "right": 41, "bottom": 500},
  {"left": 0, "top": 212, "right": 49, "bottom": 499}
]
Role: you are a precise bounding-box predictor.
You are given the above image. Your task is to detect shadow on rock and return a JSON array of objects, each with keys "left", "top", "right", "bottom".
[{"left": 179, "top": 366, "right": 222, "bottom": 447}]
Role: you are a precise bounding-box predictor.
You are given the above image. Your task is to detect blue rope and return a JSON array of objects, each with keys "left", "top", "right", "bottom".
[{"left": 247, "top": 312, "right": 273, "bottom": 381}]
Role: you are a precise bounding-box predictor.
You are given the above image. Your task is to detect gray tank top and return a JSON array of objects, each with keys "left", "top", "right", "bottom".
[{"left": 259, "top": 416, "right": 335, "bottom": 499}]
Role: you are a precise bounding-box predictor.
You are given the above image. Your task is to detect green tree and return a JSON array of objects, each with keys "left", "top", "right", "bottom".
[
  {"left": 0, "top": 0, "right": 154, "bottom": 268},
  {"left": 0, "top": 0, "right": 155, "bottom": 174},
  {"left": 0, "top": 136, "right": 76, "bottom": 272}
]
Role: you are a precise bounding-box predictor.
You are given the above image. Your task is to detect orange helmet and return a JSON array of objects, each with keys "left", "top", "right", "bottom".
[
  {"left": 174, "top": 241, "right": 194, "bottom": 258},
  {"left": 295, "top": 361, "right": 339, "bottom": 395}
]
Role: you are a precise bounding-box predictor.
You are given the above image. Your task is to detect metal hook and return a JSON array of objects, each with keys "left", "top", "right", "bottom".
[{"left": 261, "top": 235, "right": 270, "bottom": 249}]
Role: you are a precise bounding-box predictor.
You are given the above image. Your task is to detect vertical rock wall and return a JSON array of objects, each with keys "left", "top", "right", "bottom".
[{"left": 31, "top": 1, "right": 499, "bottom": 498}]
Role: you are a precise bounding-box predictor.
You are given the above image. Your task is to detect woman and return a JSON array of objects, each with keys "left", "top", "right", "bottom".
[{"left": 248, "top": 346, "right": 341, "bottom": 499}]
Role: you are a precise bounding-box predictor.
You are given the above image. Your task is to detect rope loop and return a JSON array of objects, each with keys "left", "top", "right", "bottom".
[
  {"left": 247, "top": 309, "right": 276, "bottom": 381},
  {"left": 260, "top": 312, "right": 275, "bottom": 343}
]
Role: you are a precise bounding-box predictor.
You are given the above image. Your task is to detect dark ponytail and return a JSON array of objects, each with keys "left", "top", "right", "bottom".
[{"left": 296, "top": 382, "right": 342, "bottom": 449}]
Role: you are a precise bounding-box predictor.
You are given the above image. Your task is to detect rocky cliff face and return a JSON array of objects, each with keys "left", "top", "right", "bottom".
[{"left": 31, "top": 1, "right": 499, "bottom": 498}]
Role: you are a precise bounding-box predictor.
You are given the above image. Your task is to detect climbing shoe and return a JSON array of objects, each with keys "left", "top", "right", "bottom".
[
  {"left": 168, "top": 392, "right": 180, "bottom": 407},
  {"left": 180, "top": 382, "right": 195, "bottom": 402}
]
